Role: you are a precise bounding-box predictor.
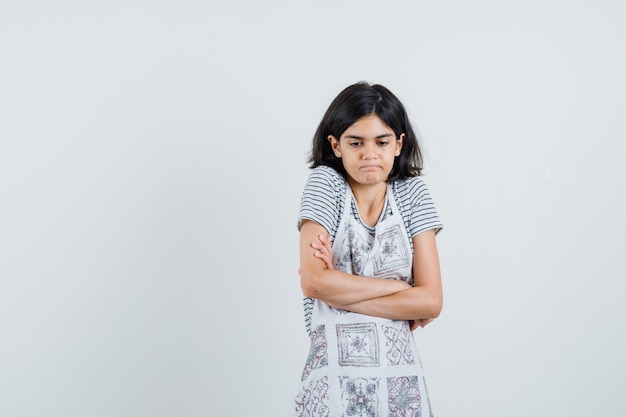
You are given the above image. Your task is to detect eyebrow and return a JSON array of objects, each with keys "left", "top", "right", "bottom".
[{"left": 344, "top": 133, "right": 394, "bottom": 140}]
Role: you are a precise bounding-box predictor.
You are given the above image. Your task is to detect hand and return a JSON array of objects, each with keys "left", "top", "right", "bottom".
[
  {"left": 312, "top": 233, "right": 334, "bottom": 270},
  {"left": 409, "top": 318, "right": 435, "bottom": 332}
]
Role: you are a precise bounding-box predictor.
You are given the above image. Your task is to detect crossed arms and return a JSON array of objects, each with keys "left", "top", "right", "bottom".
[{"left": 299, "top": 219, "right": 443, "bottom": 330}]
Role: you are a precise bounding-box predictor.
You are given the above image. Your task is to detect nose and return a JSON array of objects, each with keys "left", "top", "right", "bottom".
[{"left": 362, "top": 141, "right": 377, "bottom": 159}]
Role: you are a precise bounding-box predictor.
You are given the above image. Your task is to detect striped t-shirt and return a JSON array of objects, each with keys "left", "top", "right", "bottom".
[{"left": 297, "top": 165, "right": 443, "bottom": 334}]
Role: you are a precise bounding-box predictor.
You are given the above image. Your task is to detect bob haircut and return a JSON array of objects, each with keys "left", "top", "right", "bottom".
[{"left": 309, "top": 82, "right": 423, "bottom": 181}]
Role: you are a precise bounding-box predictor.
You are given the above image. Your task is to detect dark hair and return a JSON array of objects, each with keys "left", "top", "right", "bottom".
[{"left": 309, "top": 82, "right": 423, "bottom": 181}]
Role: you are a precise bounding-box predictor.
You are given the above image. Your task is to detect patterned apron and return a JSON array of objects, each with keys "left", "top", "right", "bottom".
[{"left": 292, "top": 184, "right": 433, "bottom": 417}]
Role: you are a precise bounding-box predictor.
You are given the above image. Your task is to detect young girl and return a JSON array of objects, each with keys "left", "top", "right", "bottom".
[{"left": 290, "top": 82, "right": 443, "bottom": 417}]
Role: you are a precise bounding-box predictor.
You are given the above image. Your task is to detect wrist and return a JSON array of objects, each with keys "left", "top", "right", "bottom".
[{"left": 395, "top": 279, "right": 411, "bottom": 291}]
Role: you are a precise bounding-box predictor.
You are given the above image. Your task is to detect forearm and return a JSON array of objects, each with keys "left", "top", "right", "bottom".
[
  {"left": 299, "top": 220, "right": 411, "bottom": 306},
  {"left": 333, "top": 286, "right": 443, "bottom": 321},
  {"left": 301, "top": 269, "right": 410, "bottom": 306}
]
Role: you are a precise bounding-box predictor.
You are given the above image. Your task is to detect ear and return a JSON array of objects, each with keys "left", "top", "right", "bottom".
[
  {"left": 395, "top": 133, "right": 405, "bottom": 157},
  {"left": 328, "top": 135, "right": 342, "bottom": 158}
]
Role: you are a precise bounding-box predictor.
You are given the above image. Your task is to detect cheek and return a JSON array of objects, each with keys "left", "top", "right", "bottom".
[{"left": 341, "top": 156, "right": 358, "bottom": 172}]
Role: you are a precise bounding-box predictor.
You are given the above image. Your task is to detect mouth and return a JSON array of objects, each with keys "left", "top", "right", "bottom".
[{"left": 360, "top": 165, "right": 380, "bottom": 171}]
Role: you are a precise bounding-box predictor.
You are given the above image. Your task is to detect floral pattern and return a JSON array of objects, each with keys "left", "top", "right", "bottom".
[
  {"left": 372, "top": 225, "right": 410, "bottom": 276},
  {"left": 387, "top": 376, "right": 422, "bottom": 417},
  {"left": 382, "top": 322, "right": 415, "bottom": 366},
  {"left": 336, "top": 323, "right": 379, "bottom": 367},
  {"left": 295, "top": 376, "right": 330, "bottom": 417},
  {"left": 335, "top": 223, "right": 372, "bottom": 275},
  {"left": 340, "top": 376, "right": 379, "bottom": 417},
  {"left": 302, "top": 325, "right": 329, "bottom": 381}
]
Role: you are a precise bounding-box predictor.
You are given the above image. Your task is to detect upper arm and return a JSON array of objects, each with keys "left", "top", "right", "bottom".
[
  {"left": 403, "top": 177, "right": 443, "bottom": 300},
  {"left": 411, "top": 229, "right": 443, "bottom": 312},
  {"left": 297, "top": 166, "right": 342, "bottom": 235},
  {"left": 300, "top": 219, "right": 330, "bottom": 272},
  {"left": 299, "top": 220, "right": 331, "bottom": 297},
  {"left": 297, "top": 167, "right": 342, "bottom": 296},
  {"left": 401, "top": 177, "right": 443, "bottom": 237}
]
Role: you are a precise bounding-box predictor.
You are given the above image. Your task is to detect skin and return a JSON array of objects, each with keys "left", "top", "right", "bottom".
[{"left": 299, "top": 114, "right": 442, "bottom": 331}]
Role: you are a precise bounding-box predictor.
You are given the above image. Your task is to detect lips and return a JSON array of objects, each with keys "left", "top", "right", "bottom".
[{"left": 360, "top": 165, "right": 380, "bottom": 171}]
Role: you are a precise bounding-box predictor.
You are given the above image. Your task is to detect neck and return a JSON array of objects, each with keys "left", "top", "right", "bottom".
[{"left": 348, "top": 180, "right": 388, "bottom": 227}]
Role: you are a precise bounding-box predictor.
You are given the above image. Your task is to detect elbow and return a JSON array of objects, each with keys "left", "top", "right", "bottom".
[
  {"left": 418, "top": 292, "right": 442, "bottom": 319},
  {"left": 300, "top": 269, "right": 324, "bottom": 299},
  {"left": 429, "top": 295, "right": 443, "bottom": 319},
  {"left": 411, "top": 286, "right": 443, "bottom": 319}
]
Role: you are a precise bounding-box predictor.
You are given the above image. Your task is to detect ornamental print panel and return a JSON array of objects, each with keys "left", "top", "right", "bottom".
[
  {"left": 339, "top": 376, "right": 379, "bottom": 417},
  {"left": 336, "top": 323, "right": 379, "bottom": 367},
  {"left": 372, "top": 224, "right": 410, "bottom": 276},
  {"left": 301, "top": 325, "right": 329, "bottom": 381},
  {"left": 335, "top": 223, "right": 372, "bottom": 276},
  {"left": 387, "top": 376, "right": 422, "bottom": 417},
  {"left": 382, "top": 322, "right": 415, "bottom": 366},
  {"left": 295, "top": 376, "right": 330, "bottom": 417}
]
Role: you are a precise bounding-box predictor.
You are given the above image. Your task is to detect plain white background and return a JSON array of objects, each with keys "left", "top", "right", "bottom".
[{"left": 1, "top": 1, "right": 625, "bottom": 416}]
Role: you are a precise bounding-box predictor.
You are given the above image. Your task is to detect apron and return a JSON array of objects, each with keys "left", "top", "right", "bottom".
[{"left": 291, "top": 184, "right": 433, "bottom": 417}]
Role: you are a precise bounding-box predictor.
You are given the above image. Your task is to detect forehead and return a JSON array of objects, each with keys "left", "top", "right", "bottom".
[{"left": 342, "top": 114, "right": 394, "bottom": 137}]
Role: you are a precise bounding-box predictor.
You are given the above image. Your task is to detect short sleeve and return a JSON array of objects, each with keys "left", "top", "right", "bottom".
[
  {"left": 297, "top": 166, "right": 345, "bottom": 240},
  {"left": 394, "top": 177, "right": 443, "bottom": 238}
]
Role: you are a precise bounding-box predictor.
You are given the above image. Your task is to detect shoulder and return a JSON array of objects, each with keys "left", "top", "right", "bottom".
[
  {"left": 392, "top": 175, "right": 443, "bottom": 236},
  {"left": 392, "top": 176, "right": 432, "bottom": 204},
  {"left": 298, "top": 166, "right": 346, "bottom": 233},
  {"left": 307, "top": 165, "right": 346, "bottom": 187},
  {"left": 302, "top": 166, "right": 346, "bottom": 198}
]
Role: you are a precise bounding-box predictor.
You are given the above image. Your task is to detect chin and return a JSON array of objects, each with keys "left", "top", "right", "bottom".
[{"left": 362, "top": 175, "right": 385, "bottom": 184}]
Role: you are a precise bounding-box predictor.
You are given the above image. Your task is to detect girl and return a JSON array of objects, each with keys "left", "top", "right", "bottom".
[{"left": 290, "top": 82, "right": 443, "bottom": 417}]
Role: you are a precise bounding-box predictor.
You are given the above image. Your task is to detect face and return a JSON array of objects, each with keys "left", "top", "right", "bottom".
[{"left": 328, "top": 114, "right": 404, "bottom": 187}]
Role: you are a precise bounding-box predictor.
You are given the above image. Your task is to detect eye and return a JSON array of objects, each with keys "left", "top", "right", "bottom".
[
  {"left": 377, "top": 141, "right": 389, "bottom": 146},
  {"left": 349, "top": 141, "right": 362, "bottom": 147}
]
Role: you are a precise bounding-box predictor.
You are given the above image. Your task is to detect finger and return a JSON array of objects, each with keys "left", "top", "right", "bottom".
[
  {"left": 313, "top": 251, "right": 332, "bottom": 268},
  {"left": 419, "top": 318, "right": 434, "bottom": 328},
  {"left": 316, "top": 243, "right": 332, "bottom": 258},
  {"left": 313, "top": 251, "right": 326, "bottom": 260}
]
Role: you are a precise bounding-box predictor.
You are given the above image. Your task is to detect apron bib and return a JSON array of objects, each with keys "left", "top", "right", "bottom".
[{"left": 292, "top": 184, "right": 433, "bottom": 417}]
